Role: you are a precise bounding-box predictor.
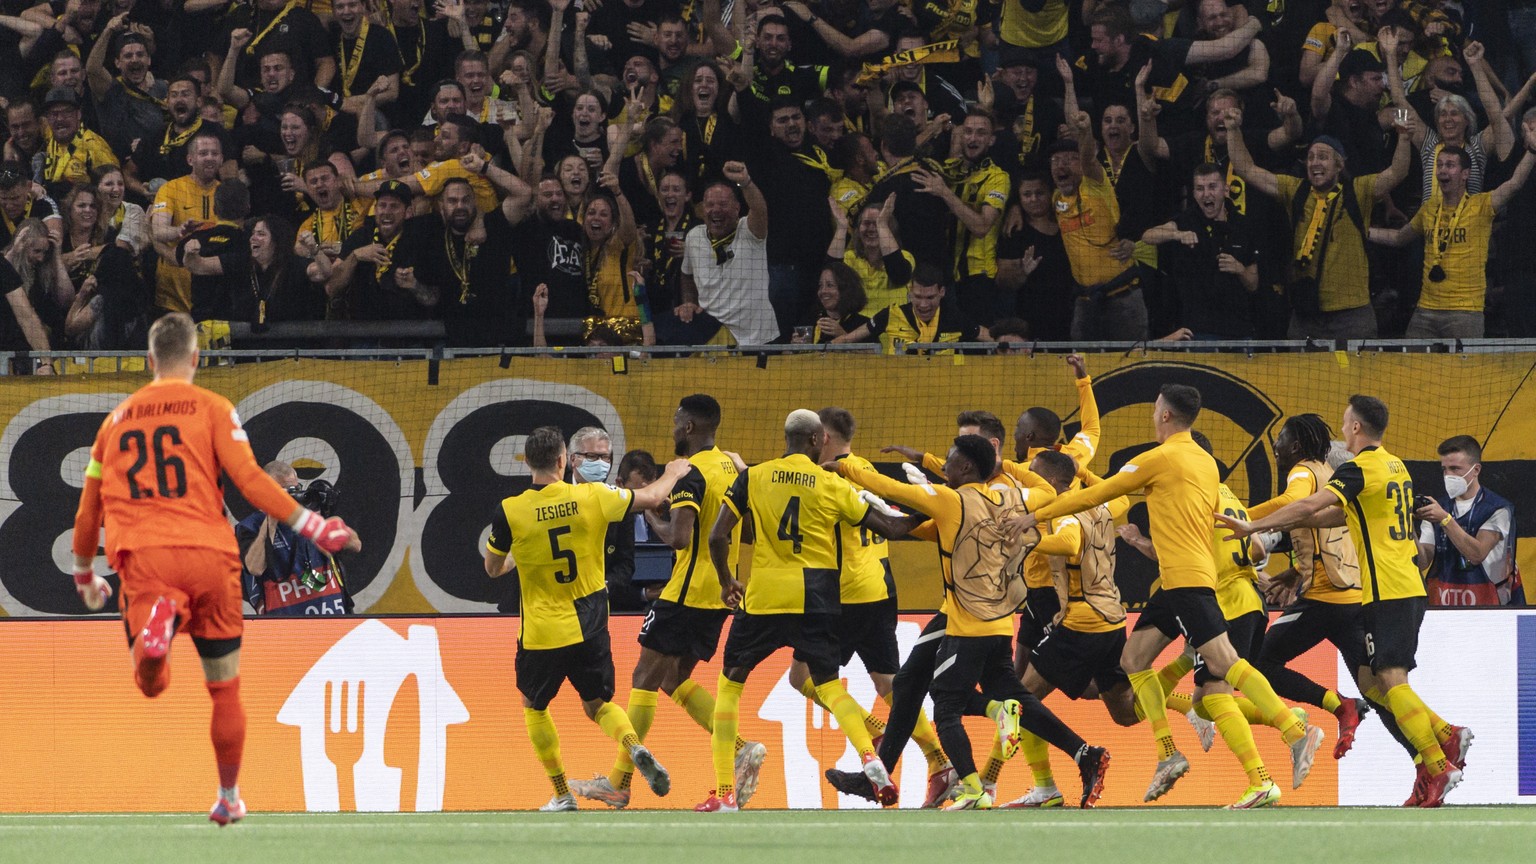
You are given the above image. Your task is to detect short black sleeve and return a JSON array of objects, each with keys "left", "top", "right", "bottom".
[
  {"left": 1156, "top": 37, "right": 1193, "bottom": 68},
  {"left": 486, "top": 503, "right": 513, "bottom": 555},
  {"left": 669, "top": 465, "right": 706, "bottom": 511},
  {"left": 867, "top": 306, "right": 893, "bottom": 337},
  {"left": 725, "top": 467, "right": 749, "bottom": 516},
  {"left": 1327, "top": 461, "right": 1365, "bottom": 505}
]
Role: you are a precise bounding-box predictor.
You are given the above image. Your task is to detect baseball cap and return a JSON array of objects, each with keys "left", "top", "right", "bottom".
[{"left": 376, "top": 179, "right": 414, "bottom": 205}]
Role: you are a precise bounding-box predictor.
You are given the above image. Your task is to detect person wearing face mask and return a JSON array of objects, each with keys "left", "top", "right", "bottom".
[
  {"left": 566, "top": 427, "right": 648, "bottom": 615},
  {"left": 1415, "top": 436, "right": 1524, "bottom": 607}
]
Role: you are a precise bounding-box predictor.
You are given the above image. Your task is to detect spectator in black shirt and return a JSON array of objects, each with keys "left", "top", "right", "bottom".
[
  {"left": 997, "top": 170, "right": 1072, "bottom": 340},
  {"left": 1141, "top": 163, "right": 1260, "bottom": 339},
  {"left": 180, "top": 178, "right": 252, "bottom": 323},
  {"left": 866, "top": 113, "right": 951, "bottom": 272},
  {"left": 792, "top": 258, "right": 870, "bottom": 344},
  {"left": 990, "top": 49, "right": 1063, "bottom": 173},
  {"left": 1311, "top": 43, "right": 1392, "bottom": 176},
  {"left": 331, "top": 0, "right": 404, "bottom": 106},
  {"left": 781, "top": 0, "right": 902, "bottom": 62},
  {"left": 750, "top": 98, "right": 833, "bottom": 340},
  {"left": 218, "top": 0, "right": 334, "bottom": 91},
  {"left": 329, "top": 180, "right": 439, "bottom": 321},
  {"left": 129, "top": 76, "right": 234, "bottom": 195},
  {"left": 509, "top": 174, "right": 591, "bottom": 323},
  {"left": 736, "top": 14, "right": 828, "bottom": 132},
  {"left": 620, "top": 116, "right": 683, "bottom": 228}
]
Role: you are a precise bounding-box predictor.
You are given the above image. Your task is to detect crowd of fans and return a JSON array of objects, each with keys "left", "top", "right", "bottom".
[{"left": 0, "top": 0, "right": 1530, "bottom": 356}]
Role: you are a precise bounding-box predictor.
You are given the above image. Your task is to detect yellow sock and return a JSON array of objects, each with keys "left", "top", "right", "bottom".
[
  {"left": 1158, "top": 654, "right": 1195, "bottom": 691},
  {"left": 1386, "top": 683, "right": 1450, "bottom": 775},
  {"left": 1234, "top": 696, "right": 1262, "bottom": 725},
  {"left": 594, "top": 702, "right": 641, "bottom": 749},
  {"left": 523, "top": 707, "right": 569, "bottom": 797},
  {"left": 1322, "top": 690, "right": 1342, "bottom": 713},
  {"left": 1192, "top": 700, "right": 1212, "bottom": 721},
  {"left": 798, "top": 677, "right": 818, "bottom": 701},
  {"left": 1164, "top": 691, "right": 1194, "bottom": 715},
  {"left": 816, "top": 680, "right": 875, "bottom": 756},
  {"left": 673, "top": 678, "right": 717, "bottom": 733},
  {"left": 1021, "top": 730, "right": 1054, "bottom": 787},
  {"left": 1129, "top": 669, "right": 1176, "bottom": 759},
  {"left": 609, "top": 689, "right": 657, "bottom": 788},
  {"left": 982, "top": 731, "right": 1006, "bottom": 783},
  {"left": 801, "top": 678, "right": 883, "bottom": 737},
  {"left": 1225, "top": 659, "right": 1303, "bottom": 745},
  {"left": 713, "top": 674, "right": 743, "bottom": 794},
  {"left": 1428, "top": 709, "right": 1455, "bottom": 744},
  {"left": 1204, "top": 693, "right": 1270, "bottom": 787}
]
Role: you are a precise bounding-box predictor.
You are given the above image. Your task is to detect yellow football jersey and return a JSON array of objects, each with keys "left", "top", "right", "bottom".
[
  {"left": 660, "top": 446, "right": 739, "bottom": 609},
  {"left": 1324, "top": 445, "right": 1426, "bottom": 604},
  {"left": 830, "top": 452, "right": 893, "bottom": 605},
  {"left": 487, "top": 480, "right": 634, "bottom": 649},
  {"left": 1214, "top": 483, "right": 1264, "bottom": 619},
  {"left": 724, "top": 452, "right": 869, "bottom": 615}
]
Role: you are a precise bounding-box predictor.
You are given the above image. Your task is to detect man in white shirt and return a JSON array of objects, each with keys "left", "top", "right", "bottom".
[{"left": 677, "top": 161, "right": 777, "bottom": 346}]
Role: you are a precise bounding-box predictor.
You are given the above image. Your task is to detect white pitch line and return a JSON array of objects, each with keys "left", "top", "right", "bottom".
[{"left": 0, "top": 820, "right": 1533, "bottom": 831}]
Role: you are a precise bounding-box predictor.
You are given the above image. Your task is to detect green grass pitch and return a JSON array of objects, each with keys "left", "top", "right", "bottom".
[{"left": 3, "top": 808, "right": 1535, "bottom": 864}]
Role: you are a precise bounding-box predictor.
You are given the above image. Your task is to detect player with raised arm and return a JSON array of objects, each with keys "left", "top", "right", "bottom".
[
  {"left": 695, "top": 410, "right": 920, "bottom": 812},
  {"left": 1216, "top": 396, "right": 1472, "bottom": 808},
  {"left": 484, "top": 427, "right": 693, "bottom": 812},
  {"left": 573, "top": 395, "right": 767, "bottom": 809},
  {"left": 1007, "top": 384, "right": 1322, "bottom": 802},
  {"left": 69, "top": 313, "right": 358, "bottom": 826}
]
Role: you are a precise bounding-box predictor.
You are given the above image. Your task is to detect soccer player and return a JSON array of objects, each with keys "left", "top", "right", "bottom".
[
  {"left": 69, "top": 313, "right": 357, "bottom": 826},
  {"left": 573, "top": 395, "right": 767, "bottom": 809},
  {"left": 1122, "top": 431, "right": 1296, "bottom": 809},
  {"left": 830, "top": 436, "right": 1110, "bottom": 811},
  {"left": 1247, "top": 414, "right": 1375, "bottom": 756},
  {"left": 1217, "top": 396, "right": 1472, "bottom": 807},
  {"left": 484, "top": 426, "right": 693, "bottom": 811},
  {"left": 1008, "top": 384, "right": 1322, "bottom": 802},
  {"left": 695, "top": 410, "right": 918, "bottom": 812},
  {"left": 791, "top": 407, "right": 955, "bottom": 808}
]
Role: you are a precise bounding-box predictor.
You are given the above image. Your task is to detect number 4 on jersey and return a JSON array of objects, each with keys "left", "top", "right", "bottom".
[{"left": 777, "top": 496, "right": 804, "bottom": 554}]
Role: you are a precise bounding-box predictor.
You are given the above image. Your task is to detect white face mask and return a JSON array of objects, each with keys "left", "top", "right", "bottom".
[
  {"left": 576, "top": 458, "right": 611, "bottom": 483},
  {"left": 1443, "top": 472, "right": 1469, "bottom": 499}
]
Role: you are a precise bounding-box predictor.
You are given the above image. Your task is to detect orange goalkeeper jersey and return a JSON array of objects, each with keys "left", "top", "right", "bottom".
[{"left": 73, "top": 378, "right": 300, "bottom": 567}]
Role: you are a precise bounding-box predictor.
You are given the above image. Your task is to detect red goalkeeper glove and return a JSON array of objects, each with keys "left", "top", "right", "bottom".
[
  {"left": 294, "top": 509, "right": 355, "bottom": 553},
  {"left": 74, "top": 568, "right": 113, "bottom": 611}
]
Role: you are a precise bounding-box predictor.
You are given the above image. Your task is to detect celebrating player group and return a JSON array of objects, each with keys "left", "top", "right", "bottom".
[{"left": 70, "top": 322, "right": 1470, "bottom": 819}]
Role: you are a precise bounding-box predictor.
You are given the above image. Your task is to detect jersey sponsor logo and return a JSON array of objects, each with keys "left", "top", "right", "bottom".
[{"left": 277, "top": 619, "right": 468, "bottom": 811}]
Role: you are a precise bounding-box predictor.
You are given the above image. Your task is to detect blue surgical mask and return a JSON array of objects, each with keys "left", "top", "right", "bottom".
[{"left": 576, "top": 459, "right": 611, "bottom": 483}]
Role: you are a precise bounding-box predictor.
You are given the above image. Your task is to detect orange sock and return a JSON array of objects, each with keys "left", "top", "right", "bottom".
[{"left": 206, "top": 678, "right": 246, "bottom": 790}]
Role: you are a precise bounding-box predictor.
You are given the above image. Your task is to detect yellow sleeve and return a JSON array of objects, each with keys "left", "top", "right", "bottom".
[
  {"left": 1034, "top": 516, "right": 1081, "bottom": 556},
  {"left": 1247, "top": 468, "right": 1315, "bottom": 520},
  {"left": 921, "top": 451, "right": 947, "bottom": 479},
  {"left": 836, "top": 460, "right": 960, "bottom": 523},
  {"left": 415, "top": 162, "right": 454, "bottom": 196},
  {"left": 1034, "top": 448, "right": 1161, "bottom": 521},
  {"left": 911, "top": 519, "right": 938, "bottom": 542},
  {"left": 151, "top": 181, "right": 175, "bottom": 215},
  {"left": 1062, "top": 375, "right": 1100, "bottom": 469},
  {"left": 981, "top": 170, "right": 1008, "bottom": 211},
  {"left": 1106, "top": 496, "right": 1131, "bottom": 521},
  {"left": 999, "top": 459, "right": 1057, "bottom": 511},
  {"left": 594, "top": 484, "right": 635, "bottom": 522}
]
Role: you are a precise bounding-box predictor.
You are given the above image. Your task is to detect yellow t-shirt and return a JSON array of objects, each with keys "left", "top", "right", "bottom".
[
  {"left": 303, "top": 202, "right": 363, "bottom": 248},
  {"left": 1055, "top": 173, "right": 1131, "bottom": 288},
  {"left": 1214, "top": 483, "right": 1264, "bottom": 620},
  {"left": 845, "top": 250, "right": 914, "bottom": 316},
  {"left": 1000, "top": 0, "right": 1067, "bottom": 48},
  {"left": 486, "top": 480, "right": 634, "bottom": 649},
  {"left": 724, "top": 452, "right": 870, "bottom": 615},
  {"left": 1303, "top": 22, "right": 1339, "bottom": 58},
  {"left": 1277, "top": 174, "right": 1378, "bottom": 312},
  {"left": 661, "top": 446, "right": 739, "bottom": 609},
  {"left": 951, "top": 158, "right": 1010, "bottom": 280},
  {"left": 42, "top": 128, "right": 118, "bottom": 188},
  {"left": 590, "top": 239, "right": 643, "bottom": 320},
  {"left": 1324, "top": 445, "right": 1426, "bottom": 604},
  {"left": 414, "top": 159, "right": 499, "bottom": 213},
  {"left": 1248, "top": 461, "right": 1361, "bottom": 605},
  {"left": 831, "top": 452, "right": 894, "bottom": 605},
  {"left": 1033, "top": 430, "right": 1219, "bottom": 591},
  {"left": 1410, "top": 191, "right": 1493, "bottom": 311},
  {"left": 151, "top": 175, "right": 220, "bottom": 313}
]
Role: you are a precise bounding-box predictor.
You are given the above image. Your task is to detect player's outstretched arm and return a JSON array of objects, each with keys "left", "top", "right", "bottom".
[
  {"left": 1215, "top": 488, "right": 1341, "bottom": 539},
  {"left": 631, "top": 458, "right": 693, "bottom": 511}
]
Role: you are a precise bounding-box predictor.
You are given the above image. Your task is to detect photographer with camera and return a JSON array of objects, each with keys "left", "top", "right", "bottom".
[
  {"left": 1140, "top": 163, "right": 1260, "bottom": 339},
  {"left": 236, "top": 461, "right": 363, "bottom": 615},
  {"left": 1414, "top": 436, "right": 1524, "bottom": 607}
]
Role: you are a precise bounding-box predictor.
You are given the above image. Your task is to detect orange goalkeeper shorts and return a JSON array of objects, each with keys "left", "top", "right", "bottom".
[{"left": 117, "top": 546, "right": 244, "bottom": 649}]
